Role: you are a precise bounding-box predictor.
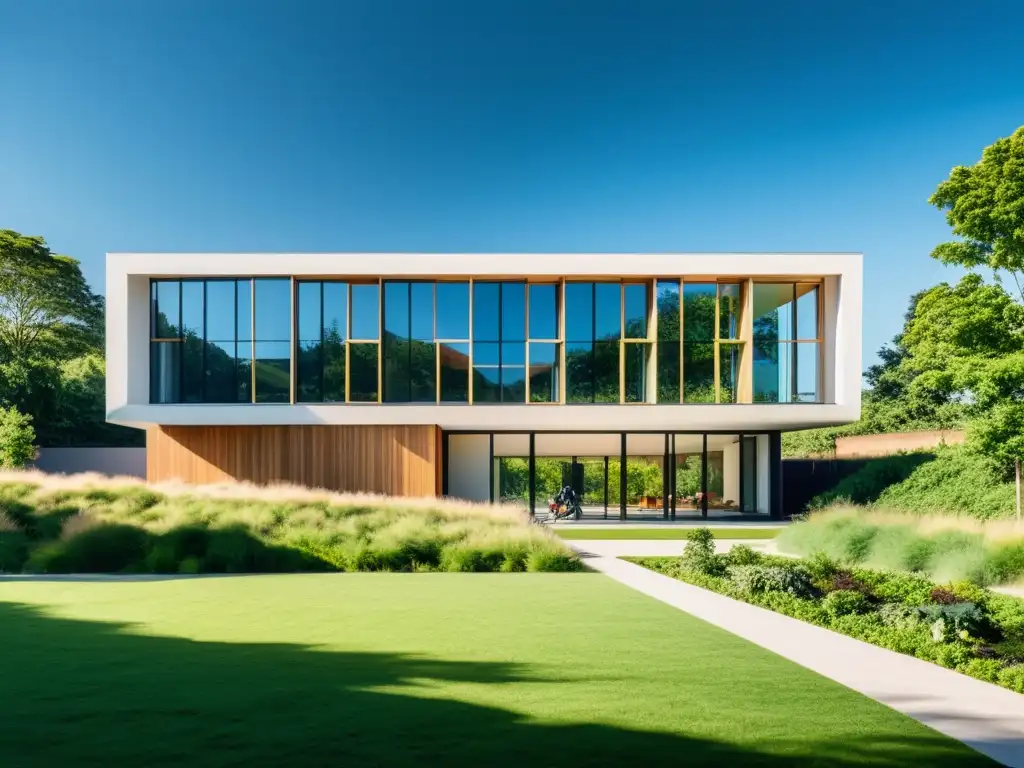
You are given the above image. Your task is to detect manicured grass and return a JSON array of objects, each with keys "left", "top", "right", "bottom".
[
  {"left": 0, "top": 574, "right": 991, "bottom": 766},
  {"left": 555, "top": 527, "right": 781, "bottom": 540}
]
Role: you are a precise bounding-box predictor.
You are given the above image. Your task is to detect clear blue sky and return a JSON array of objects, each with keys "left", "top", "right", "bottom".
[{"left": 2, "top": 0, "right": 1023, "bottom": 367}]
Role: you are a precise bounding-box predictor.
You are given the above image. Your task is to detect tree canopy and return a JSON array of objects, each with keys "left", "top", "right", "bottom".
[{"left": 929, "top": 125, "right": 1024, "bottom": 301}]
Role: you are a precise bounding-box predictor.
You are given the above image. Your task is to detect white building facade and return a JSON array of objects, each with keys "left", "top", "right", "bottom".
[{"left": 106, "top": 253, "right": 862, "bottom": 519}]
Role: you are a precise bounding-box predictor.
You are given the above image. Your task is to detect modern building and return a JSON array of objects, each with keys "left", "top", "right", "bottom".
[{"left": 106, "top": 253, "right": 862, "bottom": 520}]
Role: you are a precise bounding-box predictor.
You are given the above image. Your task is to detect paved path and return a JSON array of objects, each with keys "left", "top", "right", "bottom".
[{"left": 572, "top": 542, "right": 1024, "bottom": 768}]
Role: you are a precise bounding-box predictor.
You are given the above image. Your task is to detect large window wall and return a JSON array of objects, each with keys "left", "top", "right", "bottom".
[{"left": 149, "top": 277, "right": 823, "bottom": 405}]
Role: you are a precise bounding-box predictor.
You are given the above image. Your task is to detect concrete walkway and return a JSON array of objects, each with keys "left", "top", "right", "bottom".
[{"left": 572, "top": 542, "right": 1024, "bottom": 768}]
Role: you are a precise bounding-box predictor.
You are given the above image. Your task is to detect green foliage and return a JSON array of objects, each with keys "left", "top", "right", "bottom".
[
  {"left": 917, "top": 603, "right": 988, "bottom": 642},
  {"left": 725, "top": 544, "right": 761, "bottom": 566},
  {"left": 728, "top": 564, "right": 816, "bottom": 598},
  {"left": 0, "top": 230, "right": 103, "bottom": 361},
  {"left": 822, "top": 589, "right": 867, "bottom": 619},
  {"left": 929, "top": 125, "right": 1024, "bottom": 293},
  {"left": 0, "top": 406, "right": 36, "bottom": 468},
  {"left": 0, "top": 480, "right": 582, "bottom": 574},
  {"left": 681, "top": 527, "right": 721, "bottom": 575},
  {"left": 808, "top": 453, "right": 935, "bottom": 508}
]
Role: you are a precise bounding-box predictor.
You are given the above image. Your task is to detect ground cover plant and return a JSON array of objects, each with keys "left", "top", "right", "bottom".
[
  {"left": 777, "top": 504, "right": 1024, "bottom": 585},
  {"left": 632, "top": 528, "right": 1024, "bottom": 695},
  {"left": 0, "top": 574, "right": 993, "bottom": 766},
  {"left": 0, "top": 471, "right": 581, "bottom": 574}
]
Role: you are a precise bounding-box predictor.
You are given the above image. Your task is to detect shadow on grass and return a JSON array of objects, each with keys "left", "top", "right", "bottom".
[{"left": 0, "top": 600, "right": 993, "bottom": 767}]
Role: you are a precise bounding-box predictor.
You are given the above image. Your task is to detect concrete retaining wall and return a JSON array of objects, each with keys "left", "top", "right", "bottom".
[
  {"left": 30, "top": 447, "right": 146, "bottom": 479},
  {"left": 834, "top": 430, "right": 964, "bottom": 458}
]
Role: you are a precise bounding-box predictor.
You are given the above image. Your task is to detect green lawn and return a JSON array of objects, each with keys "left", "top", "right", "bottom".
[
  {"left": 0, "top": 574, "right": 991, "bottom": 767},
  {"left": 555, "top": 527, "right": 782, "bottom": 540}
]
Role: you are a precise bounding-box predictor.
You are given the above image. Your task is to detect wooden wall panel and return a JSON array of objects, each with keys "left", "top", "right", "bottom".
[{"left": 147, "top": 425, "right": 441, "bottom": 497}]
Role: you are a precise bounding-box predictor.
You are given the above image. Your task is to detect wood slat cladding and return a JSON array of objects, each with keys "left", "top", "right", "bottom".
[{"left": 147, "top": 425, "right": 441, "bottom": 496}]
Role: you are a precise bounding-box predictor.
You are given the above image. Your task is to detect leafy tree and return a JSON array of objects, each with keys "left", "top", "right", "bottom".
[
  {"left": 0, "top": 406, "right": 36, "bottom": 468},
  {"left": 929, "top": 126, "right": 1024, "bottom": 302},
  {"left": 0, "top": 230, "right": 103, "bottom": 361}
]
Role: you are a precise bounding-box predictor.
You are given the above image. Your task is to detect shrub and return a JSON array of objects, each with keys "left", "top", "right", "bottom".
[
  {"left": 526, "top": 550, "right": 584, "bottom": 572},
  {"left": 998, "top": 664, "right": 1024, "bottom": 693},
  {"left": 809, "top": 453, "right": 933, "bottom": 508},
  {"left": 853, "top": 569, "right": 934, "bottom": 605},
  {"left": 822, "top": 589, "right": 867, "bottom": 619},
  {"left": 877, "top": 602, "right": 921, "bottom": 629},
  {"left": 25, "top": 523, "right": 150, "bottom": 573},
  {"left": 0, "top": 528, "right": 28, "bottom": 572},
  {"left": 681, "top": 528, "right": 722, "bottom": 576},
  {"left": 728, "top": 564, "right": 816, "bottom": 598},
  {"left": 830, "top": 571, "right": 868, "bottom": 594},
  {"left": 929, "top": 586, "right": 959, "bottom": 605},
  {"left": 0, "top": 407, "right": 36, "bottom": 469},
  {"left": 727, "top": 544, "right": 761, "bottom": 566},
  {"left": 917, "top": 603, "right": 989, "bottom": 642}
]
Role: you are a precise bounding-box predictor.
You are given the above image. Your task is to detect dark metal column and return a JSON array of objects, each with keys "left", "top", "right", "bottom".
[
  {"left": 669, "top": 434, "right": 676, "bottom": 521},
  {"left": 662, "top": 432, "right": 670, "bottom": 519},
  {"left": 701, "top": 433, "right": 708, "bottom": 519},
  {"left": 770, "top": 431, "right": 783, "bottom": 520},
  {"left": 528, "top": 432, "right": 536, "bottom": 516},
  {"left": 603, "top": 456, "right": 609, "bottom": 519},
  {"left": 488, "top": 433, "right": 495, "bottom": 503},
  {"left": 619, "top": 432, "right": 627, "bottom": 521}
]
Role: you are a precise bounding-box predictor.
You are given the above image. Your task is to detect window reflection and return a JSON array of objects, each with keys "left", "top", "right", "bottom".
[
  {"left": 529, "top": 284, "right": 558, "bottom": 340},
  {"left": 350, "top": 283, "right": 379, "bottom": 340},
  {"left": 253, "top": 279, "right": 292, "bottom": 403},
  {"left": 656, "top": 280, "right": 680, "bottom": 403},
  {"left": 436, "top": 282, "right": 470, "bottom": 340},
  {"left": 623, "top": 284, "right": 647, "bottom": 339},
  {"left": 529, "top": 343, "right": 558, "bottom": 402},
  {"left": 719, "top": 284, "right": 741, "bottom": 340},
  {"left": 471, "top": 282, "right": 526, "bottom": 403}
]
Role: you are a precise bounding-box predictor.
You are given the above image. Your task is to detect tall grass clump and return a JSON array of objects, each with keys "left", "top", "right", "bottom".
[
  {"left": 0, "top": 470, "right": 581, "bottom": 574},
  {"left": 779, "top": 504, "right": 1024, "bottom": 585}
]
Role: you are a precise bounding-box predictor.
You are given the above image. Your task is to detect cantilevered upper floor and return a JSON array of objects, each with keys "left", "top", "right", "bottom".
[{"left": 106, "top": 252, "right": 862, "bottom": 432}]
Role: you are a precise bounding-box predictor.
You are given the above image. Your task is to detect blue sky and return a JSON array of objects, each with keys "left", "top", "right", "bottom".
[{"left": 2, "top": 0, "right": 1023, "bottom": 367}]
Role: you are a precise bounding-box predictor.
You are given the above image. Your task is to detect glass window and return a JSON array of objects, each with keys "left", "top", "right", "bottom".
[
  {"left": 683, "top": 284, "right": 716, "bottom": 340},
  {"left": 656, "top": 280, "right": 680, "bottom": 341},
  {"left": 297, "top": 282, "right": 321, "bottom": 344},
  {"left": 236, "top": 344, "right": 252, "bottom": 403},
  {"left": 236, "top": 280, "right": 252, "bottom": 342},
  {"left": 594, "top": 282, "right": 621, "bottom": 341},
  {"left": 472, "top": 365, "right": 501, "bottom": 403},
  {"left": 181, "top": 281, "right": 204, "bottom": 340},
  {"left": 529, "top": 284, "right": 558, "bottom": 340},
  {"left": 383, "top": 281, "right": 410, "bottom": 342},
  {"left": 349, "top": 344, "right": 379, "bottom": 402},
  {"left": 719, "top": 284, "right": 741, "bottom": 340},
  {"left": 754, "top": 342, "right": 787, "bottom": 403},
  {"left": 684, "top": 342, "right": 715, "bottom": 403},
  {"left": 153, "top": 281, "right": 180, "bottom": 338},
  {"left": 719, "top": 343, "right": 741, "bottom": 403},
  {"left": 150, "top": 341, "right": 180, "bottom": 403},
  {"left": 383, "top": 337, "right": 410, "bottom": 403},
  {"left": 501, "top": 282, "right": 526, "bottom": 342},
  {"left": 205, "top": 339, "right": 238, "bottom": 403},
  {"left": 741, "top": 436, "right": 757, "bottom": 513},
  {"left": 564, "top": 283, "right": 593, "bottom": 342},
  {"left": 565, "top": 341, "right": 593, "bottom": 403},
  {"left": 323, "top": 335, "right": 346, "bottom": 402},
  {"left": 411, "top": 282, "right": 434, "bottom": 341},
  {"left": 436, "top": 282, "right": 469, "bottom": 339},
  {"left": 529, "top": 343, "right": 558, "bottom": 402},
  {"left": 350, "top": 283, "right": 379, "bottom": 340},
  {"left": 254, "top": 279, "right": 291, "bottom": 341},
  {"left": 181, "top": 333, "right": 204, "bottom": 403},
  {"left": 297, "top": 340, "right": 321, "bottom": 403},
  {"left": 796, "top": 284, "right": 819, "bottom": 340},
  {"left": 623, "top": 284, "right": 647, "bottom": 339},
  {"left": 206, "top": 281, "right": 237, "bottom": 342},
  {"left": 472, "top": 282, "right": 500, "bottom": 341},
  {"left": 624, "top": 342, "right": 651, "bottom": 402},
  {"left": 322, "top": 282, "right": 348, "bottom": 340},
  {"left": 795, "top": 342, "right": 820, "bottom": 402},
  {"left": 753, "top": 283, "right": 795, "bottom": 343},
  {"left": 657, "top": 341, "right": 680, "bottom": 403},
  {"left": 439, "top": 342, "right": 469, "bottom": 402},
  {"left": 254, "top": 341, "right": 290, "bottom": 403},
  {"left": 593, "top": 340, "right": 619, "bottom": 402},
  {"left": 501, "top": 364, "right": 526, "bottom": 403},
  {"left": 253, "top": 279, "right": 292, "bottom": 404}
]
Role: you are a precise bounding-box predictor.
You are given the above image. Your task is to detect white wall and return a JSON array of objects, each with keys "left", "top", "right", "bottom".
[
  {"left": 722, "top": 440, "right": 740, "bottom": 506},
  {"left": 447, "top": 434, "right": 490, "bottom": 502},
  {"left": 106, "top": 251, "right": 862, "bottom": 432}
]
